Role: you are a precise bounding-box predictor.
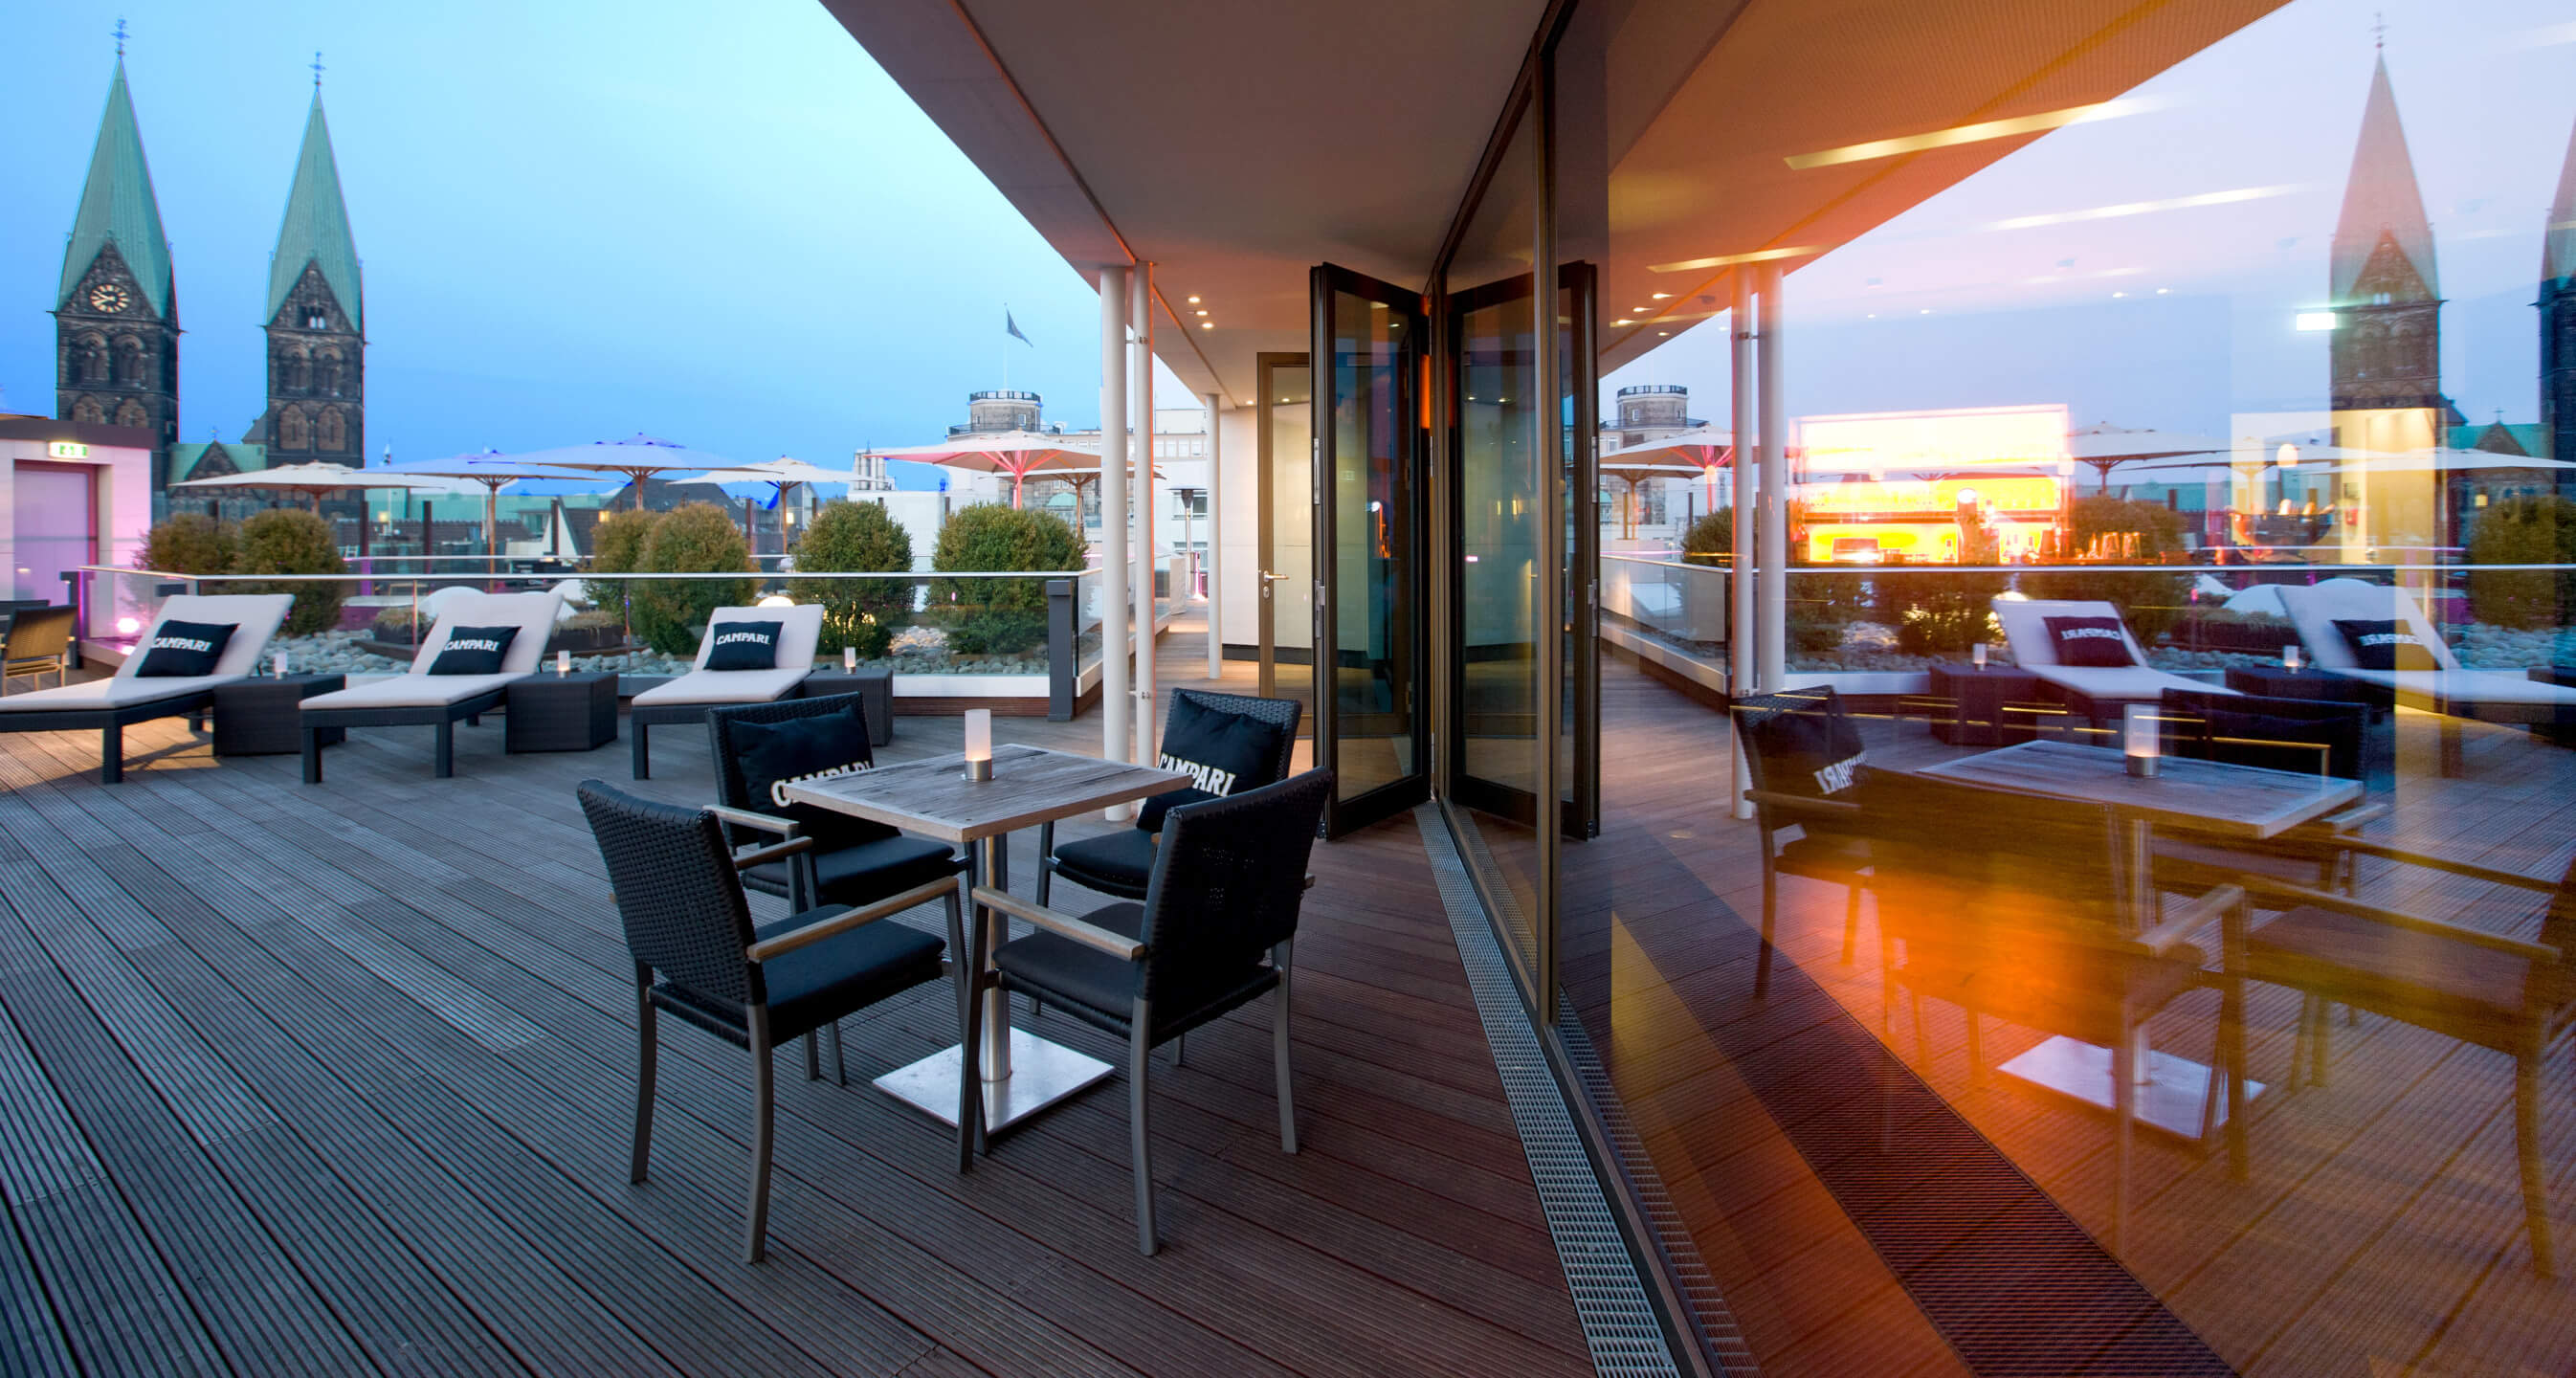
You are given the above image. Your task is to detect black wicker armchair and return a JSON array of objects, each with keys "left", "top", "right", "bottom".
[
  {"left": 970, "top": 768, "right": 1331, "bottom": 1255},
  {"left": 704, "top": 693, "right": 967, "bottom": 915},
  {"left": 1731, "top": 687, "right": 1878, "bottom": 998},
  {"left": 576, "top": 781, "right": 972, "bottom": 1264},
  {"left": 1036, "top": 688, "right": 1302, "bottom": 906}
]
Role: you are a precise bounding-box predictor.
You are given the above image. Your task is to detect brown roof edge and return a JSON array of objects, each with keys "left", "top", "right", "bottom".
[{"left": 0, "top": 418, "right": 158, "bottom": 449}]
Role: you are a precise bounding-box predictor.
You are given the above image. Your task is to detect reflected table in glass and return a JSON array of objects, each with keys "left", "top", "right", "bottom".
[
  {"left": 781, "top": 743, "right": 1190, "bottom": 1133},
  {"left": 1918, "top": 740, "right": 2364, "bottom": 1137}
]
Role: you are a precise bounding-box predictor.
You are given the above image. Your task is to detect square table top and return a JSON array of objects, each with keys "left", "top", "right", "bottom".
[
  {"left": 1918, "top": 739, "right": 2364, "bottom": 840},
  {"left": 778, "top": 742, "right": 1191, "bottom": 844}
]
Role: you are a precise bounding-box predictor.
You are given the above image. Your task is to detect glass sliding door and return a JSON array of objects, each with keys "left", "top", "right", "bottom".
[
  {"left": 1255, "top": 352, "right": 1314, "bottom": 722},
  {"left": 1309, "top": 264, "right": 1428, "bottom": 835}
]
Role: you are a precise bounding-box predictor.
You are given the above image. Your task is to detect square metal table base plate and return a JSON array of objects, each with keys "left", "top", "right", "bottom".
[
  {"left": 1997, "top": 1034, "right": 2265, "bottom": 1141},
  {"left": 874, "top": 1029, "right": 1116, "bottom": 1133}
]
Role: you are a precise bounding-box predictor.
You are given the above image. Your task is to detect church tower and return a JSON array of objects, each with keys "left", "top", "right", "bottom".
[
  {"left": 2326, "top": 49, "right": 2456, "bottom": 552},
  {"left": 258, "top": 77, "right": 364, "bottom": 468},
  {"left": 55, "top": 53, "right": 180, "bottom": 488},
  {"left": 2541, "top": 117, "right": 2576, "bottom": 470}
]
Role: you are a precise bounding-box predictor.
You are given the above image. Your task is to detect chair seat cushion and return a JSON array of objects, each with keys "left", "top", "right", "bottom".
[
  {"left": 0, "top": 674, "right": 233, "bottom": 711},
  {"left": 2246, "top": 904, "right": 2532, "bottom": 1048},
  {"left": 994, "top": 902, "right": 1148, "bottom": 1018},
  {"left": 744, "top": 833, "right": 963, "bottom": 907},
  {"left": 301, "top": 673, "right": 521, "bottom": 710},
  {"left": 632, "top": 666, "right": 809, "bottom": 706},
  {"left": 657, "top": 903, "right": 946, "bottom": 1044},
  {"left": 1051, "top": 828, "right": 1158, "bottom": 898},
  {"left": 1773, "top": 829, "right": 1872, "bottom": 880}
]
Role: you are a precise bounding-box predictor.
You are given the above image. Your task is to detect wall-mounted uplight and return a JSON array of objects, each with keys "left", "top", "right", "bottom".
[{"left": 2295, "top": 311, "right": 2340, "bottom": 332}]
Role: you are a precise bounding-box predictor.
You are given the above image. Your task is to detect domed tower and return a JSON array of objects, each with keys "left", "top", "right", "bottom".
[
  {"left": 965, "top": 389, "right": 1042, "bottom": 433},
  {"left": 54, "top": 52, "right": 181, "bottom": 488}
]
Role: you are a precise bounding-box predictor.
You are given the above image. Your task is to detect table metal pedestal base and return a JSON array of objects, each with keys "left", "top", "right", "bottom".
[
  {"left": 1997, "top": 1034, "right": 2264, "bottom": 1141},
  {"left": 875, "top": 1029, "right": 1115, "bottom": 1133}
]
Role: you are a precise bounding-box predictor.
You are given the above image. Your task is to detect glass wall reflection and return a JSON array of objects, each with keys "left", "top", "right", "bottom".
[{"left": 1543, "top": 1, "right": 2576, "bottom": 1373}]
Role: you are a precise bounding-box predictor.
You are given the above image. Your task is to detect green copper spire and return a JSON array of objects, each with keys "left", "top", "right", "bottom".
[
  {"left": 58, "top": 58, "right": 175, "bottom": 318},
  {"left": 268, "top": 90, "right": 362, "bottom": 331}
]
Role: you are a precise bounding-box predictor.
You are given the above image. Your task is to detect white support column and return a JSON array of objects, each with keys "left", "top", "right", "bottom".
[
  {"left": 1757, "top": 263, "right": 1788, "bottom": 693},
  {"left": 1204, "top": 389, "right": 1224, "bottom": 680},
  {"left": 1130, "top": 264, "right": 1158, "bottom": 766},
  {"left": 1099, "top": 265, "right": 1131, "bottom": 769},
  {"left": 1729, "top": 275, "right": 1756, "bottom": 822}
]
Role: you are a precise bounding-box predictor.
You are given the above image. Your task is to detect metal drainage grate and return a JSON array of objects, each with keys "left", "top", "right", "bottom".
[{"left": 1414, "top": 805, "right": 1687, "bottom": 1378}]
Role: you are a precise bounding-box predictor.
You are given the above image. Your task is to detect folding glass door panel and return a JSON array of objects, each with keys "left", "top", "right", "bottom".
[
  {"left": 1310, "top": 265, "right": 1428, "bottom": 836},
  {"left": 1255, "top": 353, "right": 1314, "bottom": 722}
]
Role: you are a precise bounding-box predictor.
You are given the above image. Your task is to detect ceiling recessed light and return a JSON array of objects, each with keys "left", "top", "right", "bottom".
[
  {"left": 1613, "top": 318, "right": 1633, "bottom": 325},
  {"left": 1919, "top": 308, "right": 1933, "bottom": 315},
  {"left": 1651, "top": 292, "right": 1672, "bottom": 300},
  {"left": 1199, "top": 322, "right": 1212, "bottom": 329},
  {"left": 2112, "top": 291, "right": 2127, "bottom": 298},
  {"left": 1187, "top": 295, "right": 1201, "bottom": 303},
  {"left": 1657, "top": 331, "right": 1670, "bottom": 337},
  {"left": 1194, "top": 309, "right": 1208, "bottom": 316},
  {"left": 2155, "top": 287, "right": 2170, "bottom": 295}
]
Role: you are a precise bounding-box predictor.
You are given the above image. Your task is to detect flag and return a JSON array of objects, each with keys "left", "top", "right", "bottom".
[{"left": 1006, "top": 309, "right": 1033, "bottom": 346}]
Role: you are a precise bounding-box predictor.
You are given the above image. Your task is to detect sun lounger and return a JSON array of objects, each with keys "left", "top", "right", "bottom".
[
  {"left": 626, "top": 604, "right": 824, "bottom": 778},
  {"left": 0, "top": 593, "right": 294, "bottom": 782},
  {"left": 1989, "top": 596, "right": 2234, "bottom": 731},
  {"left": 2275, "top": 578, "right": 2576, "bottom": 732},
  {"left": 298, "top": 589, "right": 566, "bottom": 781}
]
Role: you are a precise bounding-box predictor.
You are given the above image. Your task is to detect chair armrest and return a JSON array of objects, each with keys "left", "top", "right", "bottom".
[
  {"left": 745, "top": 875, "right": 960, "bottom": 963},
  {"left": 2232, "top": 877, "right": 2562, "bottom": 964},
  {"left": 2331, "top": 840, "right": 2559, "bottom": 894},
  {"left": 730, "top": 836, "right": 811, "bottom": 873},
  {"left": 1743, "top": 789, "right": 1861, "bottom": 818},
  {"left": 972, "top": 886, "right": 1146, "bottom": 961},
  {"left": 704, "top": 804, "right": 799, "bottom": 837},
  {"left": 2134, "top": 883, "right": 2244, "bottom": 959}
]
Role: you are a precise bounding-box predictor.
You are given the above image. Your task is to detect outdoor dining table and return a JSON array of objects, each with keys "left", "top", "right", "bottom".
[
  {"left": 1918, "top": 738, "right": 2365, "bottom": 1138},
  {"left": 780, "top": 741, "right": 1191, "bottom": 1132}
]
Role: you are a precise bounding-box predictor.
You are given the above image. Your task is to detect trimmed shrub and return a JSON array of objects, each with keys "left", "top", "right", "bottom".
[
  {"left": 790, "top": 500, "right": 915, "bottom": 659},
  {"left": 630, "top": 503, "right": 756, "bottom": 656},
  {"left": 2021, "top": 497, "right": 2194, "bottom": 645},
  {"left": 931, "top": 504, "right": 1083, "bottom": 656},
  {"left": 142, "top": 513, "right": 237, "bottom": 575},
  {"left": 1875, "top": 522, "right": 2010, "bottom": 655},
  {"left": 233, "top": 508, "right": 347, "bottom": 634},
  {"left": 2465, "top": 493, "right": 2576, "bottom": 631},
  {"left": 584, "top": 506, "right": 656, "bottom": 627},
  {"left": 1679, "top": 510, "right": 1732, "bottom": 567}
]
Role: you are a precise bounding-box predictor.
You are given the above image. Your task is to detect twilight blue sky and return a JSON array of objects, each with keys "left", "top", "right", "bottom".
[{"left": 2, "top": 0, "right": 1131, "bottom": 465}]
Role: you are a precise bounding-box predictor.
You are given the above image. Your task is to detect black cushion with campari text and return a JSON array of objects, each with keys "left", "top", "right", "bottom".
[
  {"left": 2332, "top": 617, "right": 2440, "bottom": 672},
  {"left": 133, "top": 619, "right": 236, "bottom": 678},
  {"left": 1743, "top": 691, "right": 1867, "bottom": 801},
  {"left": 732, "top": 704, "right": 898, "bottom": 852},
  {"left": 428, "top": 625, "right": 519, "bottom": 676},
  {"left": 1137, "top": 695, "right": 1289, "bottom": 832},
  {"left": 2042, "top": 614, "right": 2136, "bottom": 668},
  {"left": 704, "top": 619, "right": 783, "bottom": 672}
]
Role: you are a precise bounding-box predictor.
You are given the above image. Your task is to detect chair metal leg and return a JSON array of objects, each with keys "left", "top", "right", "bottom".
[
  {"left": 2308, "top": 997, "right": 2330, "bottom": 1087},
  {"left": 433, "top": 720, "right": 455, "bottom": 779},
  {"left": 1273, "top": 942, "right": 1298, "bottom": 1154},
  {"left": 2518, "top": 1040, "right": 2554, "bottom": 1278},
  {"left": 1129, "top": 998, "right": 1158, "bottom": 1256},
  {"left": 1754, "top": 854, "right": 1778, "bottom": 1000},
  {"left": 1172, "top": 1033, "right": 1186, "bottom": 1067},
  {"left": 1035, "top": 822, "right": 1055, "bottom": 907},
  {"left": 804, "top": 1034, "right": 821, "bottom": 1082},
  {"left": 630, "top": 967, "right": 657, "bottom": 1184},
  {"left": 744, "top": 1007, "right": 776, "bottom": 1264},
  {"left": 828, "top": 1023, "right": 846, "bottom": 1086},
  {"left": 632, "top": 721, "right": 652, "bottom": 779},
  {"left": 951, "top": 884, "right": 979, "bottom": 1171}
]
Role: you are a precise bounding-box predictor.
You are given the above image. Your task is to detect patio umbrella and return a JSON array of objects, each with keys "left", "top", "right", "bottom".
[
  {"left": 506, "top": 433, "right": 737, "bottom": 509},
  {"left": 1019, "top": 456, "right": 1166, "bottom": 526},
  {"left": 865, "top": 431, "right": 1102, "bottom": 508},
  {"left": 373, "top": 449, "right": 602, "bottom": 566},
  {"left": 1599, "top": 424, "right": 1735, "bottom": 518},
  {"left": 171, "top": 462, "right": 477, "bottom": 563},
  {"left": 674, "top": 456, "right": 852, "bottom": 549},
  {"left": 2066, "top": 422, "right": 2230, "bottom": 494},
  {"left": 1596, "top": 457, "right": 1709, "bottom": 539}
]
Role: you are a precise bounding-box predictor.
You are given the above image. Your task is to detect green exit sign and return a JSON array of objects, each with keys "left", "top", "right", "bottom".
[{"left": 46, "top": 442, "right": 90, "bottom": 459}]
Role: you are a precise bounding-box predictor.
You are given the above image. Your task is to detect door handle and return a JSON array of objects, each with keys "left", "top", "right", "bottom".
[{"left": 1258, "top": 569, "right": 1289, "bottom": 600}]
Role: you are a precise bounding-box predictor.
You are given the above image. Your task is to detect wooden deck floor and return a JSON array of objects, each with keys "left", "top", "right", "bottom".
[
  {"left": 1563, "top": 647, "right": 2576, "bottom": 1378},
  {"left": 0, "top": 622, "right": 1591, "bottom": 1378}
]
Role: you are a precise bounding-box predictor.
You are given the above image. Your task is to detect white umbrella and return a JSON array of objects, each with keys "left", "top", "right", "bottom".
[
  {"left": 2065, "top": 422, "right": 2231, "bottom": 493},
  {"left": 172, "top": 462, "right": 477, "bottom": 563},
  {"left": 373, "top": 449, "right": 601, "bottom": 563},
  {"left": 507, "top": 433, "right": 736, "bottom": 509},
  {"left": 1596, "top": 458, "right": 1708, "bottom": 539},
  {"left": 866, "top": 431, "right": 1103, "bottom": 508},
  {"left": 676, "top": 456, "right": 853, "bottom": 548}
]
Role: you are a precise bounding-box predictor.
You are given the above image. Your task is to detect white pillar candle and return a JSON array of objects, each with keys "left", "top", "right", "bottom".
[
  {"left": 1971, "top": 643, "right": 1988, "bottom": 670},
  {"left": 556, "top": 649, "right": 570, "bottom": 676},
  {"left": 844, "top": 645, "right": 856, "bottom": 673},
  {"left": 273, "top": 651, "right": 290, "bottom": 678},
  {"left": 964, "top": 708, "right": 992, "bottom": 763},
  {"left": 2283, "top": 644, "right": 2301, "bottom": 672},
  {"left": 2123, "top": 701, "right": 2161, "bottom": 776}
]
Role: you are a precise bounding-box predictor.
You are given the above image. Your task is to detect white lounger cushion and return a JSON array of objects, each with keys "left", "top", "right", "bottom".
[
  {"left": 300, "top": 673, "right": 523, "bottom": 711},
  {"left": 0, "top": 674, "right": 233, "bottom": 711},
  {"left": 632, "top": 666, "right": 809, "bottom": 706},
  {"left": 1988, "top": 595, "right": 2233, "bottom": 704},
  {"left": 688, "top": 605, "right": 825, "bottom": 672},
  {"left": 113, "top": 593, "right": 297, "bottom": 680},
  {"left": 2275, "top": 578, "right": 2465, "bottom": 673},
  {"left": 2328, "top": 668, "right": 2576, "bottom": 721}
]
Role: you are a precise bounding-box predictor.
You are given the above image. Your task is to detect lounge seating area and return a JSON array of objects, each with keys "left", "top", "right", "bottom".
[
  {"left": 298, "top": 589, "right": 567, "bottom": 781},
  {"left": 0, "top": 592, "right": 294, "bottom": 782}
]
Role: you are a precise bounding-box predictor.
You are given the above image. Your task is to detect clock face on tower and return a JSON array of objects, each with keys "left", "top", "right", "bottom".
[{"left": 87, "top": 282, "right": 132, "bottom": 314}]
